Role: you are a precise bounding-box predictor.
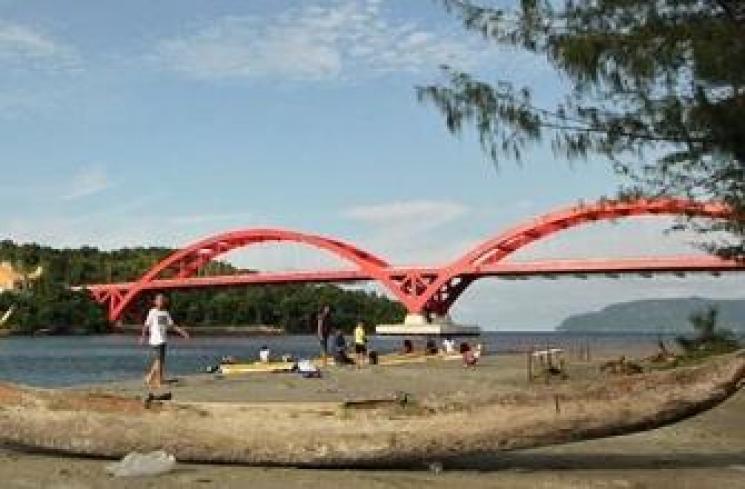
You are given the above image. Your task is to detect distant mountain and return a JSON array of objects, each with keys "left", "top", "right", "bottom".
[{"left": 557, "top": 297, "right": 745, "bottom": 333}]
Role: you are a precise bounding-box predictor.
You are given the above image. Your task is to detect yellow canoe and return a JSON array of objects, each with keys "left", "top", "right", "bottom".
[
  {"left": 218, "top": 352, "right": 463, "bottom": 374},
  {"left": 219, "top": 361, "right": 296, "bottom": 375}
]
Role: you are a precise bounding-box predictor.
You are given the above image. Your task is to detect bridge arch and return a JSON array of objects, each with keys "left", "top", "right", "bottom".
[
  {"left": 414, "top": 199, "right": 734, "bottom": 315},
  {"left": 93, "top": 198, "right": 738, "bottom": 323},
  {"left": 108, "top": 228, "right": 396, "bottom": 321}
]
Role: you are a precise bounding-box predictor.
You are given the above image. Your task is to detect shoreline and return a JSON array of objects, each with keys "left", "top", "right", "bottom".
[
  {"left": 0, "top": 327, "right": 693, "bottom": 337},
  {"left": 114, "top": 324, "right": 285, "bottom": 336},
  {"left": 0, "top": 324, "right": 287, "bottom": 337}
]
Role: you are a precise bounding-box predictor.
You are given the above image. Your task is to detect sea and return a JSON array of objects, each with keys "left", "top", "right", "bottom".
[{"left": 0, "top": 332, "right": 673, "bottom": 388}]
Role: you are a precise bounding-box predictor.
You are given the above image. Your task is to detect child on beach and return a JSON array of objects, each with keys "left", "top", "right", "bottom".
[
  {"left": 140, "top": 294, "right": 189, "bottom": 390},
  {"left": 353, "top": 321, "right": 368, "bottom": 365},
  {"left": 460, "top": 342, "right": 478, "bottom": 368}
]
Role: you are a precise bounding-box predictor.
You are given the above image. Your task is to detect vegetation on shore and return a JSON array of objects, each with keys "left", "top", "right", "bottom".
[
  {"left": 675, "top": 307, "right": 741, "bottom": 360},
  {"left": 0, "top": 240, "right": 405, "bottom": 334}
]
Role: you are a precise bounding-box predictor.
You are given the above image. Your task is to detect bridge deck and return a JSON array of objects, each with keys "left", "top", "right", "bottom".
[{"left": 79, "top": 256, "right": 745, "bottom": 293}]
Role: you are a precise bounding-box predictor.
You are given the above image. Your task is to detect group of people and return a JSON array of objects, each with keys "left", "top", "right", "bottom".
[
  {"left": 139, "top": 296, "right": 482, "bottom": 392},
  {"left": 423, "top": 336, "right": 482, "bottom": 367},
  {"left": 316, "top": 304, "right": 370, "bottom": 366}
]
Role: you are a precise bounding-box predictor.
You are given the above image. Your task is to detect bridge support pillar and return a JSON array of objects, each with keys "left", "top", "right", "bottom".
[{"left": 375, "top": 313, "right": 481, "bottom": 337}]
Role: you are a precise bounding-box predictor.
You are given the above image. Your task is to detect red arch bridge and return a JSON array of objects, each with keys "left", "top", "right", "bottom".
[{"left": 79, "top": 199, "right": 745, "bottom": 329}]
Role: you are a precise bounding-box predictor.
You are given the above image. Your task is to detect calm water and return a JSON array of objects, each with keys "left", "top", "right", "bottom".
[{"left": 0, "top": 332, "right": 669, "bottom": 387}]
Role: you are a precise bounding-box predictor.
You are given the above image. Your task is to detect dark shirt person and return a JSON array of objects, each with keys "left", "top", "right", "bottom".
[
  {"left": 333, "top": 329, "right": 354, "bottom": 365},
  {"left": 425, "top": 338, "right": 438, "bottom": 356},
  {"left": 317, "top": 305, "right": 332, "bottom": 358}
]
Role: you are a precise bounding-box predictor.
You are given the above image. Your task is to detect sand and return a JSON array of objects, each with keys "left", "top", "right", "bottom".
[{"left": 0, "top": 353, "right": 744, "bottom": 488}]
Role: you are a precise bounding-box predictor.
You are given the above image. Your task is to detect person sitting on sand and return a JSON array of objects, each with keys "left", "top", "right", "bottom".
[
  {"left": 353, "top": 321, "right": 368, "bottom": 365},
  {"left": 460, "top": 342, "right": 478, "bottom": 368},
  {"left": 425, "top": 338, "right": 438, "bottom": 356},
  {"left": 333, "top": 328, "right": 354, "bottom": 365},
  {"left": 401, "top": 339, "right": 414, "bottom": 355},
  {"left": 473, "top": 343, "right": 484, "bottom": 360},
  {"left": 442, "top": 336, "right": 456, "bottom": 354},
  {"left": 259, "top": 345, "right": 271, "bottom": 363},
  {"left": 140, "top": 294, "right": 190, "bottom": 391}
]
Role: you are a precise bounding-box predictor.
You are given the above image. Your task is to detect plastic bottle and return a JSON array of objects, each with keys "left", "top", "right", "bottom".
[{"left": 105, "top": 450, "right": 177, "bottom": 477}]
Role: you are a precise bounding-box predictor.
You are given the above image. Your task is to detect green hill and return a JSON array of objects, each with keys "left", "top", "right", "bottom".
[
  {"left": 0, "top": 240, "right": 404, "bottom": 334},
  {"left": 557, "top": 297, "right": 745, "bottom": 333}
]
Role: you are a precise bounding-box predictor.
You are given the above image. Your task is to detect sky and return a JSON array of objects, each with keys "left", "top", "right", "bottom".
[{"left": 1, "top": 0, "right": 743, "bottom": 330}]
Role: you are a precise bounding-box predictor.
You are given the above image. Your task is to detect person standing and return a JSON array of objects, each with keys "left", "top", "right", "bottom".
[
  {"left": 317, "top": 304, "right": 332, "bottom": 363},
  {"left": 353, "top": 321, "right": 368, "bottom": 365},
  {"left": 140, "top": 294, "right": 189, "bottom": 390},
  {"left": 442, "top": 336, "right": 456, "bottom": 355},
  {"left": 259, "top": 345, "right": 271, "bottom": 363}
]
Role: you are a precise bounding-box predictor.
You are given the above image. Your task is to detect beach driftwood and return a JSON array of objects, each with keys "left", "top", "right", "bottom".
[{"left": 0, "top": 351, "right": 743, "bottom": 467}]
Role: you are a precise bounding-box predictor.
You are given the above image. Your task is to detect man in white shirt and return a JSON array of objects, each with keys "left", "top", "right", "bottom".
[
  {"left": 259, "top": 345, "right": 271, "bottom": 363},
  {"left": 140, "top": 294, "right": 189, "bottom": 390}
]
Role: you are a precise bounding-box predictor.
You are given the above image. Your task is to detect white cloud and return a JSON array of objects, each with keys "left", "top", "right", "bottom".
[
  {"left": 342, "top": 200, "right": 472, "bottom": 264},
  {"left": 509, "top": 218, "right": 719, "bottom": 261},
  {"left": 0, "top": 20, "right": 80, "bottom": 71},
  {"left": 168, "top": 212, "right": 254, "bottom": 226},
  {"left": 62, "top": 166, "right": 112, "bottom": 201},
  {"left": 343, "top": 200, "right": 468, "bottom": 225},
  {"left": 151, "top": 0, "right": 489, "bottom": 81}
]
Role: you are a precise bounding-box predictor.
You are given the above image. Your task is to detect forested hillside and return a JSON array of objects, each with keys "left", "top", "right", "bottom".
[{"left": 0, "top": 240, "right": 405, "bottom": 334}]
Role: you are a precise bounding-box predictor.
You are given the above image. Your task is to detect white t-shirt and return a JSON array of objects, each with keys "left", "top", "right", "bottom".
[
  {"left": 296, "top": 359, "right": 318, "bottom": 374},
  {"left": 145, "top": 308, "right": 173, "bottom": 346},
  {"left": 259, "top": 348, "right": 270, "bottom": 363}
]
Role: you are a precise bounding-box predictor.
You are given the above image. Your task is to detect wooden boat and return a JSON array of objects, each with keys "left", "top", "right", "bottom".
[
  {"left": 0, "top": 351, "right": 742, "bottom": 467},
  {"left": 371, "top": 352, "right": 462, "bottom": 365}
]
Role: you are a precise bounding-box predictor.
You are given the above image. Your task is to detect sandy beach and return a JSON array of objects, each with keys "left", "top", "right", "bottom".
[{"left": 1, "top": 352, "right": 744, "bottom": 488}]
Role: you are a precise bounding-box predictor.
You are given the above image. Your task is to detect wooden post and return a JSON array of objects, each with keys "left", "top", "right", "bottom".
[{"left": 554, "top": 394, "right": 561, "bottom": 414}]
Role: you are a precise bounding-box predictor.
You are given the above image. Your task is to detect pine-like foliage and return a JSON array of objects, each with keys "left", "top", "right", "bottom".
[
  {"left": 421, "top": 1, "right": 745, "bottom": 255},
  {"left": 676, "top": 306, "right": 740, "bottom": 355}
]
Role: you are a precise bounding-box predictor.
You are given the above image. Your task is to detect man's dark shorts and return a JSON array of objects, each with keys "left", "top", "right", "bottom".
[
  {"left": 152, "top": 343, "right": 166, "bottom": 364},
  {"left": 354, "top": 343, "right": 367, "bottom": 354},
  {"left": 319, "top": 336, "right": 329, "bottom": 355}
]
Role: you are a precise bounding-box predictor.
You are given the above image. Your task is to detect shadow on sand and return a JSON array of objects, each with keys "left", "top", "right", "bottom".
[{"left": 438, "top": 451, "right": 745, "bottom": 472}]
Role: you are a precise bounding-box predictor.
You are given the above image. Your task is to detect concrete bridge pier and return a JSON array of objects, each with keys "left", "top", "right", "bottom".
[{"left": 375, "top": 312, "right": 481, "bottom": 336}]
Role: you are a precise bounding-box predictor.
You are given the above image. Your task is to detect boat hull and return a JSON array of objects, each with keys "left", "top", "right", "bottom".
[{"left": 0, "top": 351, "right": 743, "bottom": 467}]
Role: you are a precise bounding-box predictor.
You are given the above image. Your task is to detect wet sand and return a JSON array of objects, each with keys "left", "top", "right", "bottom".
[{"left": 1, "top": 353, "right": 744, "bottom": 488}]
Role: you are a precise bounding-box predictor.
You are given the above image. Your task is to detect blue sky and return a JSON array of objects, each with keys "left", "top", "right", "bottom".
[{"left": 1, "top": 0, "right": 743, "bottom": 330}]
